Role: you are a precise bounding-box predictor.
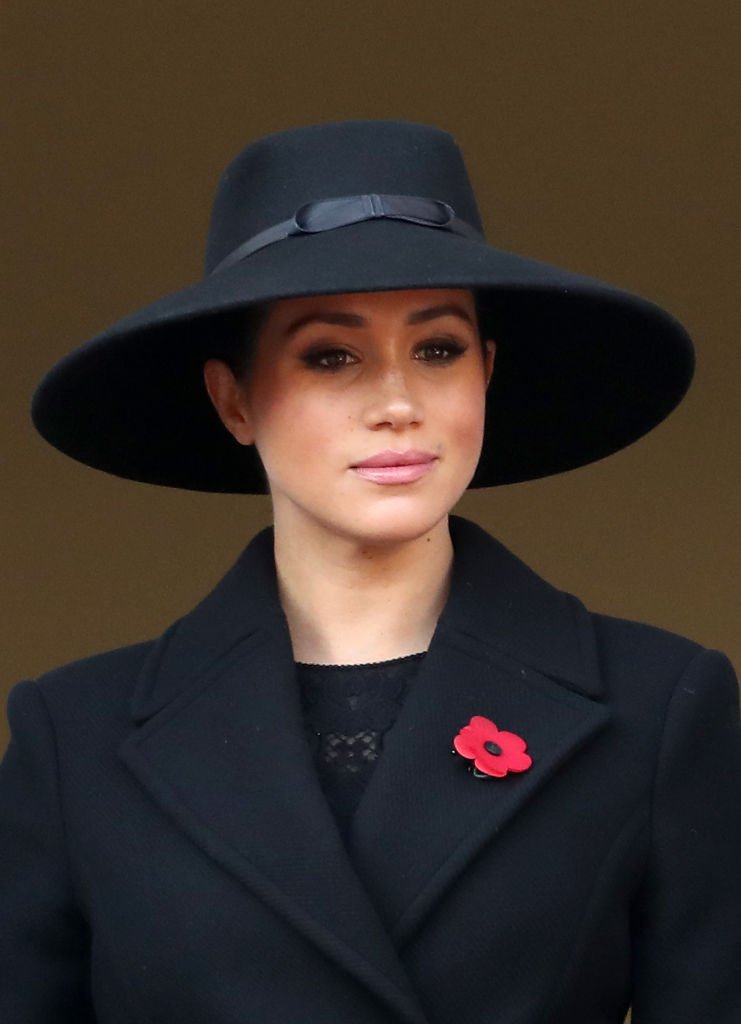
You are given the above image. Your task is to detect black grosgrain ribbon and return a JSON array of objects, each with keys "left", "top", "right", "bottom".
[{"left": 209, "top": 193, "right": 483, "bottom": 275}]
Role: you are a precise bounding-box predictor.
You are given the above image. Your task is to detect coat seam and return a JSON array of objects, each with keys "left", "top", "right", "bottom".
[
  {"left": 539, "top": 797, "right": 650, "bottom": 1023},
  {"left": 644, "top": 645, "right": 710, "bottom": 886},
  {"left": 31, "top": 680, "right": 88, "bottom": 916}
]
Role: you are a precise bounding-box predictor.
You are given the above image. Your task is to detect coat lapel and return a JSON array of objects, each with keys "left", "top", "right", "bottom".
[
  {"left": 348, "top": 517, "right": 609, "bottom": 943},
  {"left": 119, "top": 516, "right": 608, "bottom": 1021},
  {"left": 119, "top": 529, "right": 429, "bottom": 1024}
]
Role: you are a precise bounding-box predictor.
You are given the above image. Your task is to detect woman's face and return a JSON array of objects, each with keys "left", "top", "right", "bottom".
[{"left": 205, "top": 288, "right": 494, "bottom": 546}]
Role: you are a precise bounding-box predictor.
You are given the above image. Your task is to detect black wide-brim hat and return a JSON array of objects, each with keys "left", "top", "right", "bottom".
[{"left": 32, "top": 120, "right": 694, "bottom": 493}]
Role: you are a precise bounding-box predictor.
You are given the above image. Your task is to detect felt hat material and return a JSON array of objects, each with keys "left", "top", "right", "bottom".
[{"left": 31, "top": 120, "right": 694, "bottom": 492}]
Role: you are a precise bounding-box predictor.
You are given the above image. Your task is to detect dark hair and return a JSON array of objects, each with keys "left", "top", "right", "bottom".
[
  {"left": 472, "top": 290, "right": 491, "bottom": 352},
  {"left": 207, "top": 303, "right": 270, "bottom": 379}
]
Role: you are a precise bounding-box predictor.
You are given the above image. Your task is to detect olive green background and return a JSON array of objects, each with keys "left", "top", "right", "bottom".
[{"left": 3, "top": 1, "right": 740, "bottom": 756}]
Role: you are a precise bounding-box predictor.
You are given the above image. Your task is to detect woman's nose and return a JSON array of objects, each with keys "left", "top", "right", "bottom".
[{"left": 362, "top": 365, "right": 423, "bottom": 430}]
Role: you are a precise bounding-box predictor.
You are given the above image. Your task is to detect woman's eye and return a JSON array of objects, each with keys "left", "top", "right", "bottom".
[
  {"left": 415, "top": 339, "right": 467, "bottom": 363},
  {"left": 303, "top": 348, "right": 356, "bottom": 371}
]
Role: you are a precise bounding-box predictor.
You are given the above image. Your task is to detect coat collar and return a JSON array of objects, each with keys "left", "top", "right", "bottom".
[
  {"left": 120, "top": 516, "right": 607, "bottom": 1024},
  {"left": 438, "top": 517, "right": 601, "bottom": 696},
  {"left": 131, "top": 515, "right": 601, "bottom": 723}
]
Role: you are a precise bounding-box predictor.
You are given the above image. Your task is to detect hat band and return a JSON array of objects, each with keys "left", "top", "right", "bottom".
[{"left": 209, "top": 193, "right": 483, "bottom": 275}]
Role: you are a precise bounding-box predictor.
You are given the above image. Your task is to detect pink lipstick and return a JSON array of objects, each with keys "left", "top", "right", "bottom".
[{"left": 351, "top": 450, "right": 437, "bottom": 485}]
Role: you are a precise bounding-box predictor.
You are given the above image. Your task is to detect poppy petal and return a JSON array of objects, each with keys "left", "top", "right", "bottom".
[
  {"left": 469, "top": 715, "right": 499, "bottom": 735},
  {"left": 453, "top": 732, "right": 479, "bottom": 758},
  {"left": 497, "top": 730, "right": 528, "bottom": 753},
  {"left": 507, "top": 751, "right": 533, "bottom": 772},
  {"left": 473, "top": 755, "right": 508, "bottom": 777}
]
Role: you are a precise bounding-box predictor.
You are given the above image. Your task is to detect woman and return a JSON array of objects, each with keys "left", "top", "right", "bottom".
[{"left": 1, "top": 120, "right": 739, "bottom": 1023}]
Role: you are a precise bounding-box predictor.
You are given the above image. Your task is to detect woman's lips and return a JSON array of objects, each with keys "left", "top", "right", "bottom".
[{"left": 351, "top": 450, "right": 437, "bottom": 485}]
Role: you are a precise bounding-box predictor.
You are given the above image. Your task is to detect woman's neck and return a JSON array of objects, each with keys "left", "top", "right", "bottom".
[{"left": 272, "top": 514, "right": 454, "bottom": 665}]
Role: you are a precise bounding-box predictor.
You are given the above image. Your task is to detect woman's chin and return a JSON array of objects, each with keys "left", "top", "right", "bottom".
[
  {"left": 325, "top": 500, "right": 455, "bottom": 549},
  {"left": 270, "top": 476, "right": 472, "bottom": 549}
]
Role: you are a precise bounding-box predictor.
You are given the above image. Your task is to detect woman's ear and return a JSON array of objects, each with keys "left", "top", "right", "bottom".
[
  {"left": 484, "top": 339, "right": 496, "bottom": 388},
  {"left": 203, "top": 359, "right": 255, "bottom": 445}
]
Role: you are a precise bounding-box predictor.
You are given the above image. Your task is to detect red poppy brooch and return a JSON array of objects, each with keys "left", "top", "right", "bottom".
[{"left": 453, "top": 715, "right": 533, "bottom": 779}]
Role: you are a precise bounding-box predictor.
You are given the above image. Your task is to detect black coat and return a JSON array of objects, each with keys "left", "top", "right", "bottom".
[{"left": 2, "top": 517, "right": 740, "bottom": 1023}]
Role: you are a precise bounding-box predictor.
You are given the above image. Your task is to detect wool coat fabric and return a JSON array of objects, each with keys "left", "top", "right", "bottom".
[{"left": 1, "top": 516, "right": 740, "bottom": 1024}]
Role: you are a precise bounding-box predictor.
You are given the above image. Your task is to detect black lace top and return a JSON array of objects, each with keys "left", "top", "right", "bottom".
[{"left": 297, "top": 652, "right": 426, "bottom": 841}]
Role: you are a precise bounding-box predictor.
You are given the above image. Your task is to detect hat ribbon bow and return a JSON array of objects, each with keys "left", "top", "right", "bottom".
[{"left": 210, "top": 193, "right": 483, "bottom": 274}]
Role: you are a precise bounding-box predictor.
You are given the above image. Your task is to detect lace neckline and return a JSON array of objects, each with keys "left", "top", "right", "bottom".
[{"left": 295, "top": 651, "right": 426, "bottom": 671}]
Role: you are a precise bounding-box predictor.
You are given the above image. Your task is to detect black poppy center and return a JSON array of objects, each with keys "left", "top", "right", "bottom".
[{"left": 483, "top": 740, "right": 502, "bottom": 756}]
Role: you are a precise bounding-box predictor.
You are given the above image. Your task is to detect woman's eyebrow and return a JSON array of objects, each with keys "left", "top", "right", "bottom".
[
  {"left": 282, "top": 303, "right": 474, "bottom": 338},
  {"left": 283, "top": 311, "right": 365, "bottom": 336},
  {"left": 407, "top": 304, "right": 475, "bottom": 326}
]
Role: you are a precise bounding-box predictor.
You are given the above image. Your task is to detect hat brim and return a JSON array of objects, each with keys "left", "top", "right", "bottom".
[{"left": 31, "top": 218, "right": 694, "bottom": 492}]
